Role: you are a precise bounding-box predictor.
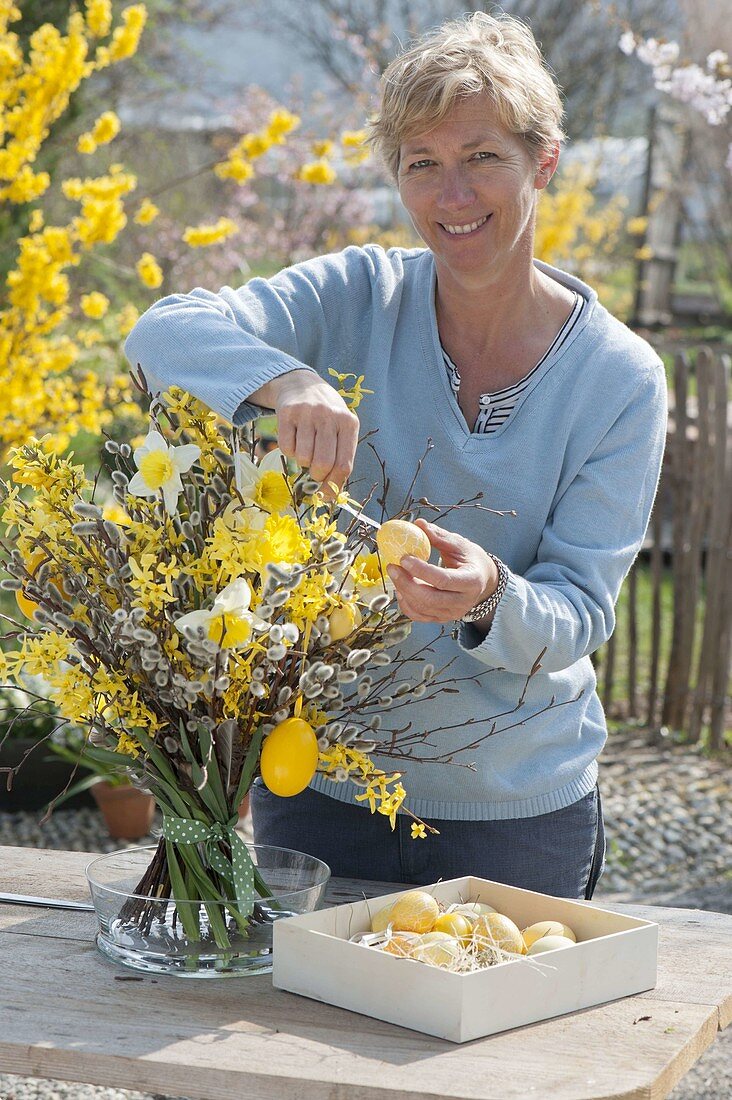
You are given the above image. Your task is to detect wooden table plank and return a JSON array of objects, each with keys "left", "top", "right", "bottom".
[{"left": 1, "top": 846, "right": 729, "bottom": 1100}]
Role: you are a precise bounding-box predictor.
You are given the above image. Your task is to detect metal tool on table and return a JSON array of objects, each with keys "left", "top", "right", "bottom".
[{"left": 0, "top": 891, "right": 94, "bottom": 911}]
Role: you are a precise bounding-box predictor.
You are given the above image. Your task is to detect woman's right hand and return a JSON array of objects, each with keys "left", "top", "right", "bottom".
[{"left": 251, "top": 369, "right": 360, "bottom": 493}]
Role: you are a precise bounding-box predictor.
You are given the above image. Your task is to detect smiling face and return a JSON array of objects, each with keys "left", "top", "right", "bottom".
[{"left": 397, "top": 92, "right": 557, "bottom": 295}]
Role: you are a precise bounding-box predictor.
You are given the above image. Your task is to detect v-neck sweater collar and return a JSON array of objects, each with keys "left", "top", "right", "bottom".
[{"left": 416, "top": 250, "right": 598, "bottom": 445}]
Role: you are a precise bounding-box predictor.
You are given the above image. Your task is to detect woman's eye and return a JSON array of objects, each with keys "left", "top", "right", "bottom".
[
  {"left": 408, "top": 159, "right": 433, "bottom": 170},
  {"left": 472, "top": 151, "right": 496, "bottom": 162}
]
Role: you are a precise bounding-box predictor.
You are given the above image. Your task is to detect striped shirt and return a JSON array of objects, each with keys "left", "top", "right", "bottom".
[{"left": 442, "top": 291, "right": 585, "bottom": 434}]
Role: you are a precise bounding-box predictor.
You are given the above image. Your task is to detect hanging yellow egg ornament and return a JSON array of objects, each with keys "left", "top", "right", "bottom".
[
  {"left": 328, "top": 601, "right": 362, "bottom": 641},
  {"left": 15, "top": 549, "right": 64, "bottom": 620},
  {"left": 375, "top": 519, "right": 431, "bottom": 569},
  {"left": 260, "top": 717, "right": 319, "bottom": 797}
]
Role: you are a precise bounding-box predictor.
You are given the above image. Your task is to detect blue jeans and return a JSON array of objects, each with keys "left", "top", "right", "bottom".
[{"left": 251, "top": 781, "right": 606, "bottom": 900}]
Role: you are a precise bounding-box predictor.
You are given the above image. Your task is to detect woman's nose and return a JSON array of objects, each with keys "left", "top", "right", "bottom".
[{"left": 438, "top": 168, "right": 476, "bottom": 209}]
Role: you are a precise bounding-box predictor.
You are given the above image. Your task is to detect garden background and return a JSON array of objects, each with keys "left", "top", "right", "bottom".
[{"left": 0, "top": 1, "right": 730, "bottom": 1096}]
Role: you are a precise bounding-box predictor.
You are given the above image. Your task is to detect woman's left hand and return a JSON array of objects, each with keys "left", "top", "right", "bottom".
[{"left": 386, "top": 519, "right": 499, "bottom": 623}]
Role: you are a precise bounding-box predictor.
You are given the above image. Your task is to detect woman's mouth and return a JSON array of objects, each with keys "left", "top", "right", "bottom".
[{"left": 439, "top": 214, "right": 490, "bottom": 237}]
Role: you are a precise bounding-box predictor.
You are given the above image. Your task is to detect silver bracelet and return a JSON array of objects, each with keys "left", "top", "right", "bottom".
[{"left": 461, "top": 555, "right": 509, "bottom": 623}]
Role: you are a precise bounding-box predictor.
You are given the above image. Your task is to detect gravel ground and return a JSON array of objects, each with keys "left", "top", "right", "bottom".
[{"left": 1, "top": 728, "right": 729, "bottom": 1100}]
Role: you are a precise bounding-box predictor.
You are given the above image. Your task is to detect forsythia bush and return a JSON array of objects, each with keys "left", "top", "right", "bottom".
[
  {"left": 0, "top": 2, "right": 304, "bottom": 460},
  {"left": 0, "top": 0, "right": 147, "bottom": 457}
]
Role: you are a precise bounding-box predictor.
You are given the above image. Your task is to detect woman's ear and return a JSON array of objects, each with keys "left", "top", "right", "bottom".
[{"left": 534, "top": 144, "right": 560, "bottom": 190}]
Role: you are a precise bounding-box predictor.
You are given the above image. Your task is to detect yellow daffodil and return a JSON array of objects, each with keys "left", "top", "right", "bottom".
[
  {"left": 174, "top": 578, "right": 265, "bottom": 649},
  {"left": 350, "top": 551, "right": 392, "bottom": 601},
  {"left": 128, "top": 429, "right": 200, "bottom": 514},
  {"left": 234, "top": 447, "right": 292, "bottom": 514}
]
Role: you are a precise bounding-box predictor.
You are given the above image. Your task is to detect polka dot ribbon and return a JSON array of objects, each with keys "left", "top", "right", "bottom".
[{"left": 162, "top": 815, "right": 256, "bottom": 918}]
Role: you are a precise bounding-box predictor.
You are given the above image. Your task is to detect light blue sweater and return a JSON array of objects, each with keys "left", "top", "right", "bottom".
[{"left": 125, "top": 245, "right": 667, "bottom": 821}]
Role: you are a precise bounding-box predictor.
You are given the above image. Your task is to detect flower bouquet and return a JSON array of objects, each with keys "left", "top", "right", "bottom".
[{"left": 0, "top": 383, "right": 473, "bottom": 973}]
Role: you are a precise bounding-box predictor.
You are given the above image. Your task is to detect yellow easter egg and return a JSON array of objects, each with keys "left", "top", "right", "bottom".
[
  {"left": 370, "top": 904, "right": 394, "bottom": 934},
  {"left": 451, "top": 902, "right": 496, "bottom": 928},
  {"left": 260, "top": 717, "right": 318, "bottom": 797},
  {"left": 522, "top": 920, "right": 577, "bottom": 950},
  {"left": 382, "top": 932, "right": 421, "bottom": 957},
  {"left": 526, "top": 935, "right": 575, "bottom": 956},
  {"left": 472, "top": 912, "right": 526, "bottom": 956},
  {"left": 375, "top": 519, "right": 431, "bottom": 569},
  {"left": 15, "top": 549, "right": 64, "bottom": 620},
  {"left": 389, "top": 889, "right": 440, "bottom": 933},
  {"left": 433, "top": 912, "right": 472, "bottom": 943},
  {"left": 410, "top": 931, "right": 462, "bottom": 968},
  {"left": 328, "top": 601, "right": 362, "bottom": 641}
]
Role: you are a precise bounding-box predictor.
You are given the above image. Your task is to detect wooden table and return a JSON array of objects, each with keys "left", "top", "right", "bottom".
[{"left": 1, "top": 845, "right": 730, "bottom": 1100}]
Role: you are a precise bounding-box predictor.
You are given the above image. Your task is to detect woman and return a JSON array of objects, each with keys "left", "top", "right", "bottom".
[{"left": 125, "top": 12, "right": 667, "bottom": 898}]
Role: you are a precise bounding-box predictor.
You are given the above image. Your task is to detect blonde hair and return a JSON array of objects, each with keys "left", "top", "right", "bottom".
[{"left": 368, "top": 11, "right": 565, "bottom": 178}]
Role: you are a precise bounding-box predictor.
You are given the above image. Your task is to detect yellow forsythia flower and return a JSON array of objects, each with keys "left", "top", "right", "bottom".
[
  {"left": 342, "top": 129, "right": 370, "bottom": 164},
  {"left": 80, "top": 291, "right": 109, "bottom": 319},
  {"left": 635, "top": 245, "right": 654, "bottom": 261},
  {"left": 136, "top": 252, "right": 163, "bottom": 288},
  {"left": 95, "top": 3, "right": 147, "bottom": 66},
  {"left": 341, "top": 129, "right": 367, "bottom": 147},
  {"left": 626, "top": 216, "right": 648, "bottom": 237},
  {"left": 134, "top": 198, "right": 159, "bottom": 225},
  {"left": 77, "top": 327, "right": 104, "bottom": 348},
  {"left": 267, "top": 107, "right": 300, "bottom": 142},
  {"left": 182, "top": 217, "right": 238, "bottom": 248},
  {"left": 297, "top": 160, "right": 337, "bottom": 185},
  {"left": 77, "top": 110, "right": 121, "bottom": 154},
  {"left": 116, "top": 303, "right": 140, "bottom": 335},
  {"left": 312, "top": 139, "right": 334, "bottom": 158},
  {"left": 29, "top": 210, "right": 44, "bottom": 232},
  {"left": 0, "top": 166, "right": 50, "bottom": 204},
  {"left": 85, "top": 0, "right": 113, "bottom": 37},
  {"left": 214, "top": 157, "right": 254, "bottom": 183},
  {"left": 93, "top": 111, "right": 120, "bottom": 143},
  {"left": 239, "top": 132, "right": 272, "bottom": 159}
]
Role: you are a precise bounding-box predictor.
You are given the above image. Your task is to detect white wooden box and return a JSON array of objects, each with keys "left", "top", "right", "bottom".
[{"left": 272, "top": 877, "right": 658, "bottom": 1043}]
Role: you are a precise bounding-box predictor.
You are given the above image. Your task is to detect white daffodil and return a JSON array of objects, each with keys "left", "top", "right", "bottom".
[
  {"left": 174, "top": 578, "right": 266, "bottom": 649},
  {"left": 128, "top": 430, "right": 201, "bottom": 515},
  {"left": 234, "top": 447, "right": 293, "bottom": 515}
]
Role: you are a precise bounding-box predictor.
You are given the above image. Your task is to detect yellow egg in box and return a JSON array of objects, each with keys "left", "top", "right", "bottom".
[
  {"left": 527, "top": 935, "right": 575, "bottom": 956},
  {"left": 410, "top": 931, "right": 462, "bottom": 968},
  {"left": 388, "top": 890, "right": 440, "bottom": 933},
  {"left": 472, "top": 912, "right": 526, "bottom": 956},
  {"left": 260, "top": 717, "right": 318, "bottom": 797},
  {"left": 522, "top": 920, "right": 577, "bottom": 949}
]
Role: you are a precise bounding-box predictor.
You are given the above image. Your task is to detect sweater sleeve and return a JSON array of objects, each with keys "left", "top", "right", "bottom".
[
  {"left": 458, "top": 365, "right": 668, "bottom": 674},
  {"left": 123, "top": 247, "right": 377, "bottom": 425}
]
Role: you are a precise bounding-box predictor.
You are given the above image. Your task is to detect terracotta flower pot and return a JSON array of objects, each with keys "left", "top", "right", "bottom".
[{"left": 90, "top": 781, "right": 156, "bottom": 840}]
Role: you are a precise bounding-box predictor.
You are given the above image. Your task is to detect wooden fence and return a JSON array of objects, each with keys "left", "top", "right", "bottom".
[{"left": 596, "top": 347, "right": 731, "bottom": 748}]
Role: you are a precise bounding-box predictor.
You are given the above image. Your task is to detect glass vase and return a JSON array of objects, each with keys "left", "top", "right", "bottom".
[{"left": 86, "top": 843, "right": 330, "bottom": 977}]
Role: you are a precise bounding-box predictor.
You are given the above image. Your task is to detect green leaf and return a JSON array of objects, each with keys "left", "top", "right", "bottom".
[
  {"left": 164, "top": 841, "right": 202, "bottom": 942},
  {"left": 232, "top": 727, "right": 265, "bottom": 809}
]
